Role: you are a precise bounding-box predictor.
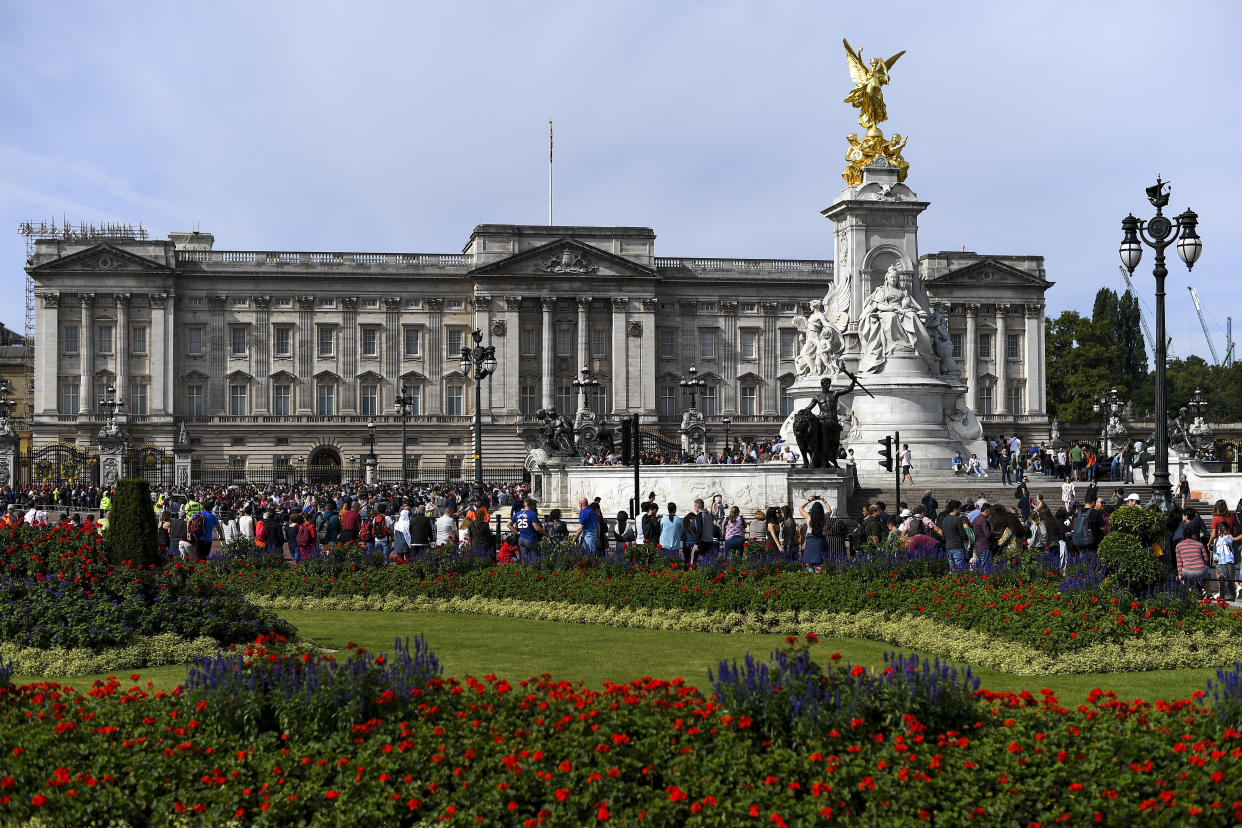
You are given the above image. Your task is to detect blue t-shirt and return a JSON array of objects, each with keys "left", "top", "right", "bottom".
[
  {"left": 512, "top": 508, "right": 541, "bottom": 542},
  {"left": 659, "top": 515, "right": 684, "bottom": 549},
  {"left": 579, "top": 507, "right": 599, "bottom": 534}
]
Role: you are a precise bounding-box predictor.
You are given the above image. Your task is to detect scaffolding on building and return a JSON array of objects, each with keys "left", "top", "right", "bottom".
[{"left": 17, "top": 219, "right": 149, "bottom": 421}]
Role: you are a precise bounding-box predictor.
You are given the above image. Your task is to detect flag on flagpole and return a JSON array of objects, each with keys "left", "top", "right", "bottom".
[{"left": 549, "top": 119, "right": 553, "bottom": 163}]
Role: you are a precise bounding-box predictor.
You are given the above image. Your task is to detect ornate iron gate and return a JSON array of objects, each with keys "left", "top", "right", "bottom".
[
  {"left": 125, "top": 444, "right": 175, "bottom": 488},
  {"left": 26, "top": 441, "right": 98, "bottom": 486}
]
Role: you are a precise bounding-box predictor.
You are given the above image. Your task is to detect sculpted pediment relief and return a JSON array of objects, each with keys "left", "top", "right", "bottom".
[
  {"left": 924, "top": 258, "right": 1046, "bottom": 288},
  {"left": 29, "top": 243, "right": 172, "bottom": 274},
  {"left": 469, "top": 237, "right": 656, "bottom": 280}
]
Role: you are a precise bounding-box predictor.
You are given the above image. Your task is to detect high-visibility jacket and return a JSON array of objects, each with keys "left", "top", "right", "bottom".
[
  {"left": 99, "top": 494, "right": 113, "bottom": 512},
  {"left": 185, "top": 499, "right": 203, "bottom": 519}
]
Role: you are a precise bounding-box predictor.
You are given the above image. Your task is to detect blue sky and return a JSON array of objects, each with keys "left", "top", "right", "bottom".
[{"left": 2, "top": 1, "right": 1239, "bottom": 365}]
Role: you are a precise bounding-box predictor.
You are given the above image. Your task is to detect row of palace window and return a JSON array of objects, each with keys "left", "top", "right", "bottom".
[
  {"left": 60, "top": 323, "right": 1030, "bottom": 368},
  {"left": 948, "top": 332, "right": 1026, "bottom": 362},
  {"left": 58, "top": 377, "right": 1025, "bottom": 419}
]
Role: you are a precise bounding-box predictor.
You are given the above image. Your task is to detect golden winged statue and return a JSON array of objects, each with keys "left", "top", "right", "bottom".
[{"left": 842, "top": 39, "right": 905, "bottom": 130}]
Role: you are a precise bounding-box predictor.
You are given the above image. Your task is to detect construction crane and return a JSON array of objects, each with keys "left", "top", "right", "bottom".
[
  {"left": 1188, "top": 285, "right": 1221, "bottom": 365},
  {"left": 1118, "top": 266, "right": 1170, "bottom": 361}
]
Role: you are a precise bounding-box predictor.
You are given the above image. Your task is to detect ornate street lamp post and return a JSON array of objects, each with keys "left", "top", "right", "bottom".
[
  {"left": 722, "top": 416, "right": 732, "bottom": 456},
  {"left": 458, "top": 329, "right": 497, "bottom": 500},
  {"left": 679, "top": 365, "right": 705, "bottom": 410},
  {"left": 97, "top": 385, "right": 123, "bottom": 433},
  {"left": 1120, "top": 177, "right": 1202, "bottom": 510},
  {"left": 572, "top": 366, "right": 600, "bottom": 415},
  {"left": 1092, "top": 387, "right": 1122, "bottom": 459},
  {"left": 394, "top": 386, "right": 417, "bottom": 486}
]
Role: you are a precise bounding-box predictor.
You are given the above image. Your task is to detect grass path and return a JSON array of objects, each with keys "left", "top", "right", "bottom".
[{"left": 12, "top": 609, "right": 1223, "bottom": 703}]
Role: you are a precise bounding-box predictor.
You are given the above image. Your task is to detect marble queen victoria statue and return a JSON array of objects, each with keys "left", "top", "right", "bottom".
[{"left": 857, "top": 265, "right": 934, "bottom": 374}]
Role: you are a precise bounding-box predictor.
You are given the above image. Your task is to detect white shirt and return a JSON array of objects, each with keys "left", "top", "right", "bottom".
[
  {"left": 1061, "top": 482, "right": 1076, "bottom": 502},
  {"left": 900, "top": 449, "right": 912, "bottom": 466},
  {"left": 435, "top": 513, "right": 456, "bottom": 546},
  {"left": 238, "top": 514, "right": 255, "bottom": 538}
]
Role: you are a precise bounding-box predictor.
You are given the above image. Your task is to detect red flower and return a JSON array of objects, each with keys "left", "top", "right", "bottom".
[
  {"left": 805, "top": 633, "right": 818, "bottom": 644},
  {"left": 325, "top": 790, "right": 339, "bottom": 800},
  {"left": 851, "top": 665, "right": 866, "bottom": 678},
  {"left": 555, "top": 789, "right": 569, "bottom": 801},
  {"left": 31, "top": 794, "right": 48, "bottom": 806},
  {"left": 596, "top": 802, "right": 611, "bottom": 821}
]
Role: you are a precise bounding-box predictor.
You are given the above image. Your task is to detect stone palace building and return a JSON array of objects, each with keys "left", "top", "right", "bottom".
[{"left": 26, "top": 221, "right": 1051, "bottom": 484}]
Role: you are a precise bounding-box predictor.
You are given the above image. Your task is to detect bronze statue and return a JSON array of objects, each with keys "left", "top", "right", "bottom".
[
  {"left": 536, "top": 408, "right": 577, "bottom": 456},
  {"left": 801, "top": 373, "right": 863, "bottom": 469},
  {"left": 842, "top": 39, "right": 905, "bottom": 130}
]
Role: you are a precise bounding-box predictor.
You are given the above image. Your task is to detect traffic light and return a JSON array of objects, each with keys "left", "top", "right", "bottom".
[
  {"left": 620, "top": 417, "right": 633, "bottom": 466},
  {"left": 877, "top": 435, "right": 893, "bottom": 471}
]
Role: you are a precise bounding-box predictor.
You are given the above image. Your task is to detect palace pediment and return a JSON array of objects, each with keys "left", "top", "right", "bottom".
[
  {"left": 924, "top": 258, "right": 1050, "bottom": 290},
  {"left": 468, "top": 237, "right": 657, "bottom": 280},
  {"left": 28, "top": 242, "right": 173, "bottom": 275}
]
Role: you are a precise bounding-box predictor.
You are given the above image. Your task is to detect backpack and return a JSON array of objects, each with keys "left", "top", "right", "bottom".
[
  {"left": 296, "top": 522, "right": 313, "bottom": 548},
  {"left": 907, "top": 517, "right": 925, "bottom": 538},
  {"left": 373, "top": 515, "right": 389, "bottom": 538},
  {"left": 1214, "top": 533, "right": 1235, "bottom": 565},
  {"left": 1071, "top": 511, "right": 1094, "bottom": 547},
  {"left": 188, "top": 513, "right": 205, "bottom": 540},
  {"left": 359, "top": 519, "right": 374, "bottom": 543}
]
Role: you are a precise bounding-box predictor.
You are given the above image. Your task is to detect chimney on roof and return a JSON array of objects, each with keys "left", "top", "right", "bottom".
[{"left": 168, "top": 230, "right": 215, "bottom": 251}]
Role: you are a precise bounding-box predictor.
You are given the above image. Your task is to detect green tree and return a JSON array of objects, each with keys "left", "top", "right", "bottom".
[
  {"left": 105, "top": 478, "right": 162, "bottom": 567},
  {"left": 1044, "top": 309, "right": 1125, "bottom": 422}
]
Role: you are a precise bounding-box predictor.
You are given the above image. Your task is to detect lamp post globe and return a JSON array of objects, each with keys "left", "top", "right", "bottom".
[{"left": 1119, "top": 177, "right": 1203, "bottom": 510}]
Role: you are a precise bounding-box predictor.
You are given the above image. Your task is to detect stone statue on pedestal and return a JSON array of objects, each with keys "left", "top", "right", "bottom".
[
  {"left": 792, "top": 300, "right": 846, "bottom": 377},
  {"left": 536, "top": 408, "right": 577, "bottom": 456},
  {"left": 794, "top": 374, "right": 862, "bottom": 469},
  {"left": 857, "top": 265, "right": 934, "bottom": 374}
]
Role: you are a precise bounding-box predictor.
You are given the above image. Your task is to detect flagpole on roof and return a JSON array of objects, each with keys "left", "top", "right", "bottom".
[{"left": 548, "top": 119, "right": 553, "bottom": 226}]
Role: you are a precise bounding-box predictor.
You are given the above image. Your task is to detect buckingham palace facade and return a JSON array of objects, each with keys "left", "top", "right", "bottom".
[{"left": 26, "top": 222, "right": 1051, "bottom": 480}]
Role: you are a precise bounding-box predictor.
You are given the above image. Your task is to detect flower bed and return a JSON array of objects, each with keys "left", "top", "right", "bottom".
[
  {"left": 0, "top": 524, "right": 294, "bottom": 674},
  {"left": 208, "top": 539, "right": 1242, "bottom": 670},
  {"left": 1, "top": 636, "right": 1240, "bottom": 824}
]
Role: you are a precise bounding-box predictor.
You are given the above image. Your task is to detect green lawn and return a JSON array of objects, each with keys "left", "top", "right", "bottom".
[{"left": 10, "top": 610, "right": 1226, "bottom": 703}]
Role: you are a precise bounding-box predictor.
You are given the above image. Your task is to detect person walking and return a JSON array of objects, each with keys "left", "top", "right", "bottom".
[
  {"left": 1175, "top": 524, "right": 1211, "bottom": 599},
  {"left": 797, "top": 497, "right": 828, "bottom": 571},
  {"left": 900, "top": 443, "right": 914, "bottom": 486},
  {"left": 573, "top": 497, "right": 599, "bottom": 554},
  {"left": 938, "top": 500, "right": 970, "bottom": 572},
  {"left": 658, "top": 503, "right": 684, "bottom": 559},
  {"left": 508, "top": 497, "right": 544, "bottom": 563},
  {"left": 722, "top": 506, "right": 746, "bottom": 554}
]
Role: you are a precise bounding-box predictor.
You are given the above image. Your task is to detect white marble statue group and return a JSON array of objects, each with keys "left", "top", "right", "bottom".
[{"left": 793, "top": 264, "right": 958, "bottom": 378}]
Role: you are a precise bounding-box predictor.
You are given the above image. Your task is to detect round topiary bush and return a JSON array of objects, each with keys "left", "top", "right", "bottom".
[
  {"left": 1108, "top": 505, "right": 1167, "bottom": 545},
  {"left": 105, "top": 478, "right": 161, "bottom": 567},
  {"left": 1097, "top": 529, "right": 1168, "bottom": 594}
]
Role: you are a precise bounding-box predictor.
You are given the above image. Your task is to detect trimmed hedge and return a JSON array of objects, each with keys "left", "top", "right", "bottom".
[{"left": 105, "top": 478, "right": 161, "bottom": 568}]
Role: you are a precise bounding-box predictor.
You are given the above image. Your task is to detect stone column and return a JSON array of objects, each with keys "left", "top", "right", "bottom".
[
  {"left": 383, "top": 297, "right": 401, "bottom": 381},
  {"left": 540, "top": 298, "right": 555, "bottom": 409},
  {"left": 98, "top": 431, "right": 125, "bottom": 488},
  {"left": 964, "top": 303, "right": 979, "bottom": 411},
  {"left": 638, "top": 299, "right": 658, "bottom": 417},
  {"left": 164, "top": 291, "right": 175, "bottom": 417},
  {"left": 252, "top": 296, "right": 271, "bottom": 415},
  {"left": 295, "top": 296, "right": 314, "bottom": 414},
  {"left": 425, "top": 299, "right": 443, "bottom": 414},
  {"left": 760, "top": 302, "right": 779, "bottom": 415},
  {"left": 501, "top": 297, "right": 522, "bottom": 415},
  {"left": 995, "top": 305, "right": 1008, "bottom": 415},
  {"left": 1036, "top": 304, "right": 1047, "bottom": 413},
  {"left": 209, "top": 295, "right": 228, "bottom": 414},
  {"left": 1024, "top": 303, "right": 1040, "bottom": 416},
  {"left": 36, "top": 293, "right": 59, "bottom": 415},
  {"left": 576, "top": 297, "right": 591, "bottom": 374},
  {"left": 78, "top": 294, "right": 94, "bottom": 415},
  {"left": 340, "top": 296, "right": 358, "bottom": 415},
  {"left": 115, "top": 293, "right": 130, "bottom": 408},
  {"left": 679, "top": 300, "right": 697, "bottom": 380},
  {"left": 150, "top": 293, "right": 168, "bottom": 416},
  {"left": 720, "top": 301, "right": 738, "bottom": 415},
  {"left": 610, "top": 297, "right": 628, "bottom": 413}
]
